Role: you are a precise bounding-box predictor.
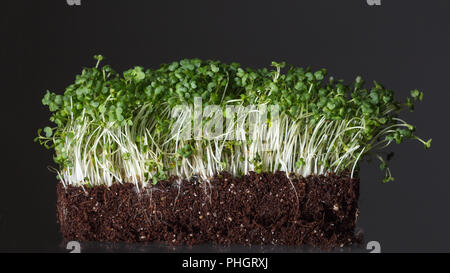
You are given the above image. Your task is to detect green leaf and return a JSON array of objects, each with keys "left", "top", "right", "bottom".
[
  {"left": 94, "top": 55, "right": 104, "bottom": 62},
  {"left": 383, "top": 176, "right": 395, "bottom": 183},
  {"left": 42, "top": 91, "right": 51, "bottom": 105},
  {"left": 168, "top": 62, "right": 179, "bottom": 71},
  {"left": 326, "top": 102, "right": 335, "bottom": 110},
  {"left": 314, "top": 70, "right": 324, "bottom": 81},
  {"left": 210, "top": 64, "right": 219, "bottom": 73},
  {"left": 410, "top": 89, "right": 423, "bottom": 101},
  {"left": 424, "top": 138, "right": 432, "bottom": 149},
  {"left": 296, "top": 158, "right": 305, "bottom": 169},
  {"left": 369, "top": 92, "right": 379, "bottom": 104},
  {"left": 44, "top": 127, "right": 53, "bottom": 138},
  {"left": 152, "top": 176, "right": 158, "bottom": 185}
]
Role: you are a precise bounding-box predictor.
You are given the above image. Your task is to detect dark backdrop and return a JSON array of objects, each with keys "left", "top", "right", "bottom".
[{"left": 1, "top": 0, "right": 449, "bottom": 252}]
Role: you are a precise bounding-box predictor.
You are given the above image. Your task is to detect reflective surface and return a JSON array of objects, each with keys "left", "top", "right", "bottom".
[{"left": 60, "top": 241, "right": 369, "bottom": 254}]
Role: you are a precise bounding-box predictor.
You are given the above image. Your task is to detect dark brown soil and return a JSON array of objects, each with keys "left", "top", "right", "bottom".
[{"left": 57, "top": 171, "right": 362, "bottom": 249}]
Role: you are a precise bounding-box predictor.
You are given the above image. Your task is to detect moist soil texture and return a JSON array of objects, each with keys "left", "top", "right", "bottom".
[{"left": 57, "top": 171, "right": 362, "bottom": 249}]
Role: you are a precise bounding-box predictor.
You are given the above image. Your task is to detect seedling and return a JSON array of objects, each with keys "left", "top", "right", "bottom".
[{"left": 36, "top": 56, "right": 430, "bottom": 187}]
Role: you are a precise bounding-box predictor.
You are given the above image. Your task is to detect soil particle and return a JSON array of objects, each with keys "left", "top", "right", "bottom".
[{"left": 57, "top": 171, "right": 362, "bottom": 249}]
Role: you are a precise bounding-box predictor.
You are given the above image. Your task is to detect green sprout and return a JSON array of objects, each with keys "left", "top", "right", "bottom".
[{"left": 36, "top": 55, "right": 430, "bottom": 187}]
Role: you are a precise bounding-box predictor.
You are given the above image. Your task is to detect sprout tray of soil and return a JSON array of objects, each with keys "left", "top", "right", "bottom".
[{"left": 36, "top": 56, "right": 430, "bottom": 249}]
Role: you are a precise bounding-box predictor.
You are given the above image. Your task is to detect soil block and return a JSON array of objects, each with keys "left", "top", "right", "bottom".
[{"left": 57, "top": 171, "right": 362, "bottom": 249}]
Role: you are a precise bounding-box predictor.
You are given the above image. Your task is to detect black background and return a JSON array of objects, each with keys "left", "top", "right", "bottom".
[{"left": 1, "top": 0, "right": 449, "bottom": 252}]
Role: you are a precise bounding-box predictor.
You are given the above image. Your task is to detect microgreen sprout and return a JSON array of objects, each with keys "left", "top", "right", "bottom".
[{"left": 36, "top": 56, "right": 430, "bottom": 187}]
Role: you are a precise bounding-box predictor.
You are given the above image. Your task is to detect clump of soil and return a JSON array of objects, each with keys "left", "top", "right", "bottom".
[{"left": 57, "top": 171, "right": 362, "bottom": 249}]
